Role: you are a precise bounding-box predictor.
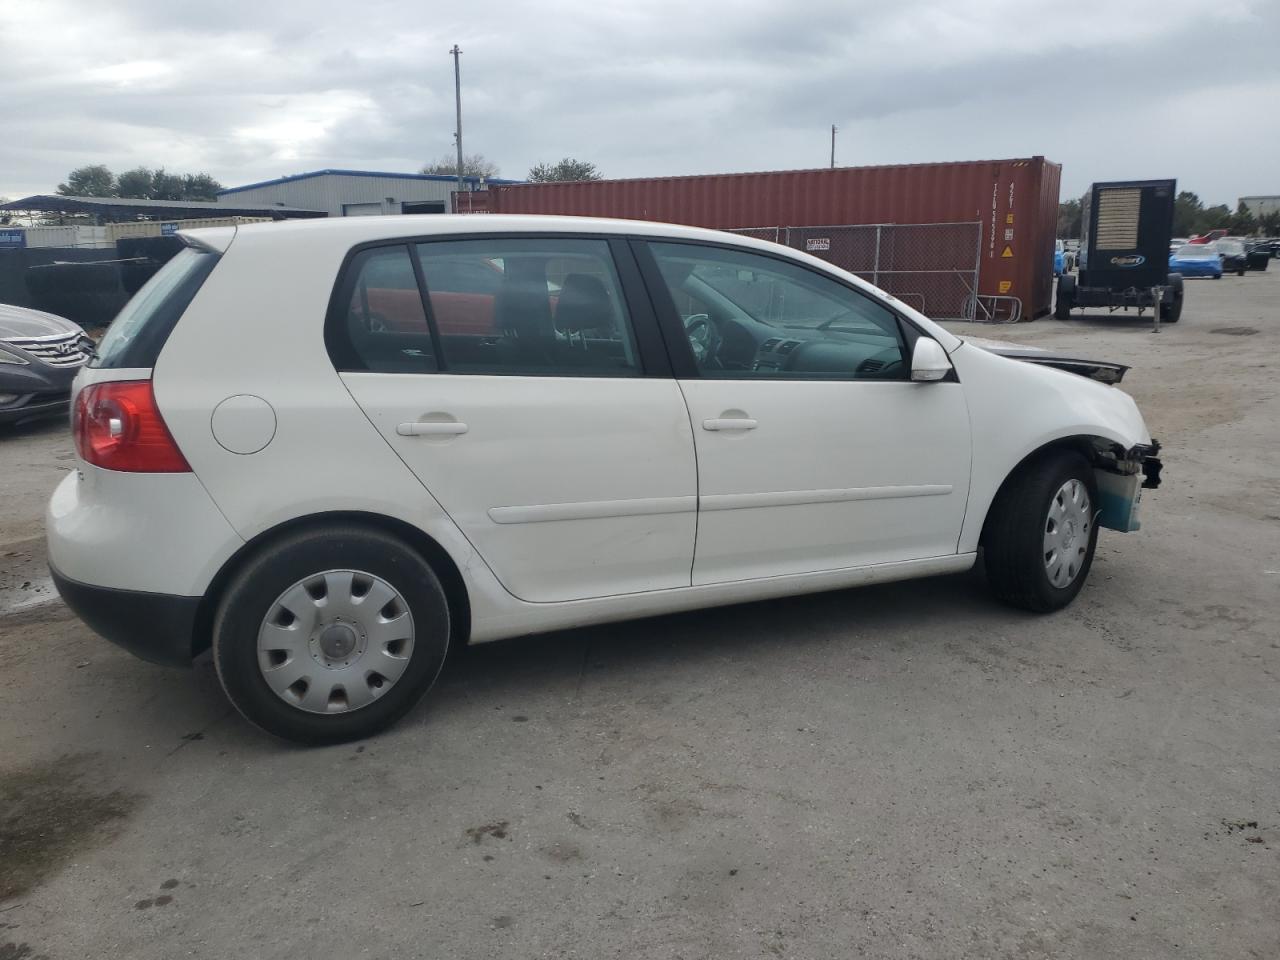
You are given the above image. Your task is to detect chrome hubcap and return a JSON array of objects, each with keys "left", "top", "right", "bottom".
[
  {"left": 1043, "top": 479, "right": 1092, "bottom": 589},
  {"left": 258, "top": 570, "right": 414, "bottom": 714}
]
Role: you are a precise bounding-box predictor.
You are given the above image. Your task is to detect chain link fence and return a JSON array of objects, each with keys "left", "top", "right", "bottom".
[{"left": 727, "top": 222, "right": 985, "bottom": 321}]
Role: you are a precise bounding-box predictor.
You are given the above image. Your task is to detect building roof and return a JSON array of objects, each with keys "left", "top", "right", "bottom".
[
  {"left": 0, "top": 194, "right": 326, "bottom": 220},
  {"left": 217, "top": 168, "right": 522, "bottom": 196}
]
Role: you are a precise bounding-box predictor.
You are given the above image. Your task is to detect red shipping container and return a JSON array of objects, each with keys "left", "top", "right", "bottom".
[{"left": 490, "top": 157, "right": 1061, "bottom": 319}]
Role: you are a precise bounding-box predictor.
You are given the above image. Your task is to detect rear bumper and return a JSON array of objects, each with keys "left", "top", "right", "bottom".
[{"left": 50, "top": 563, "right": 199, "bottom": 667}]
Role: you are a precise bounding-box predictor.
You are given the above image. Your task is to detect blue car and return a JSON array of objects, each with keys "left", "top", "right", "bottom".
[
  {"left": 1053, "top": 239, "right": 1065, "bottom": 276},
  {"left": 1168, "top": 243, "right": 1222, "bottom": 279}
]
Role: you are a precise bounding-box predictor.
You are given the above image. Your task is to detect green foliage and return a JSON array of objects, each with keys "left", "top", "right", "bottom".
[
  {"left": 181, "top": 173, "right": 222, "bottom": 201},
  {"left": 1228, "top": 201, "right": 1257, "bottom": 235},
  {"left": 527, "top": 158, "right": 602, "bottom": 183},
  {"left": 115, "top": 167, "right": 154, "bottom": 198},
  {"left": 57, "top": 164, "right": 116, "bottom": 197},
  {"left": 420, "top": 153, "right": 501, "bottom": 178},
  {"left": 1172, "top": 191, "right": 1258, "bottom": 237},
  {"left": 1056, "top": 198, "right": 1082, "bottom": 238},
  {"left": 55, "top": 164, "right": 223, "bottom": 201}
]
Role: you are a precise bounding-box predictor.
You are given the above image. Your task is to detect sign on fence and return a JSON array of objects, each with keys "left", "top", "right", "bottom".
[
  {"left": 804, "top": 238, "right": 830, "bottom": 251},
  {"left": 0, "top": 229, "right": 27, "bottom": 250}
]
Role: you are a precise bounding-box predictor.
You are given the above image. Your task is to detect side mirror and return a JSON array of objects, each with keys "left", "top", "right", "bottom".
[{"left": 910, "top": 338, "right": 952, "bottom": 382}]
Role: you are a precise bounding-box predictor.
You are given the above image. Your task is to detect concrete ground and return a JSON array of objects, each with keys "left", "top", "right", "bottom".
[{"left": 2, "top": 269, "right": 1277, "bottom": 960}]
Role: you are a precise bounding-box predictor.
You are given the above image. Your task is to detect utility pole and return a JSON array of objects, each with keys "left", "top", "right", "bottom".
[
  {"left": 830, "top": 124, "right": 837, "bottom": 169},
  {"left": 451, "top": 44, "right": 464, "bottom": 199}
]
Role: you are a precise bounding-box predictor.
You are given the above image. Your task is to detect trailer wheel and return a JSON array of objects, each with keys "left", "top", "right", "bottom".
[
  {"left": 1160, "top": 275, "right": 1184, "bottom": 323},
  {"left": 1054, "top": 274, "right": 1075, "bottom": 321}
]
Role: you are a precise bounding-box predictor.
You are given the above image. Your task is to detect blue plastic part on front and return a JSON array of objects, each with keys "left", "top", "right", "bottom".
[{"left": 1095, "top": 472, "right": 1143, "bottom": 533}]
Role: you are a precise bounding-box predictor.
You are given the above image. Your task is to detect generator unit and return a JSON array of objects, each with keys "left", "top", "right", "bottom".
[{"left": 1057, "top": 179, "right": 1182, "bottom": 322}]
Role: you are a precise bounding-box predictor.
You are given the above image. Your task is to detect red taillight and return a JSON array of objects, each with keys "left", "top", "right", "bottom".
[{"left": 73, "top": 380, "right": 191, "bottom": 473}]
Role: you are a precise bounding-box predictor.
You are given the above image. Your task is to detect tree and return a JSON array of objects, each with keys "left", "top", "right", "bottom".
[
  {"left": 527, "top": 158, "right": 601, "bottom": 182},
  {"left": 181, "top": 173, "right": 222, "bottom": 201},
  {"left": 420, "top": 153, "right": 501, "bottom": 178},
  {"left": 149, "top": 169, "right": 187, "bottom": 201},
  {"left": 1200, "top": 204, "right": 1232, "bottom": 232},
  {"left": 1056, "top": 199, "right": 1082, "bottom": 239},
  {"left": 57, "top": 164, "right": 116, "bottom": 197},
  {"left": 55, "top": 164, "right": 223, "bottom": 201},
  {"left": 116, "top": 167, "right": 155, "bottom": 199},
  {"left": 1228, "top": 201, "right": 1257, "bottom": 236},
  {"left": 1261, "top": 211, "right": 1280, "bottom": 236},
  {"left": 1172, "top": 191, "right": 1203, "bottom": 237}
]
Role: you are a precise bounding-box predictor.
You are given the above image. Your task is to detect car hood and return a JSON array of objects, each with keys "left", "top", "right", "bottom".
[
  {"left": 0, "top": 302, "right": 83, "bottom": 340},
  {"left": 960, "top": 336, "right": 1130, "bottom": 385}
]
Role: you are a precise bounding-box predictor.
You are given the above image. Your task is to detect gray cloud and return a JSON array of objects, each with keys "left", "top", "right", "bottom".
[{"left": 1, "top": 0, "right": 1276, "bottom": 205}]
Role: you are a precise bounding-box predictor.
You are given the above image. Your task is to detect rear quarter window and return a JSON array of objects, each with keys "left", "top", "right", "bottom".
[{"left": 91, "top": 247, "right": 221, "bottom": 369}]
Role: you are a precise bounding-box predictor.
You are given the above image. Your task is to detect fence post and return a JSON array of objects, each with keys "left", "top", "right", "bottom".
[{"left": 872, "top": 226, "right": 882, "bottom": 287}]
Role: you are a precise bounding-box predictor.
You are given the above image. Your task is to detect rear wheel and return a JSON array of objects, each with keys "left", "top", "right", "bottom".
[
  {"left": 983, "top": 451, "right": 1099, "bottom": 612},
  {"left": 213, "top": 526, "right": 451, "bottom": 744},
  {"left": 1054, "top": 275, "right": 1075, "bottom": 321}
]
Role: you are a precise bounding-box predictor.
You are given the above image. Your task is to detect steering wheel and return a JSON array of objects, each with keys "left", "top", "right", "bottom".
[{"left": 684, "top": 313, "right": 721, "bottom": 367}]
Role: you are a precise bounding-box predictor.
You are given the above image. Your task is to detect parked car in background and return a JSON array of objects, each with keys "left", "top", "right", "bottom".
[
  {"left": 1054, "top": 239, "right": 1066, "bottom": 276},
  {"left": 48, "top": 215, "right": 1164, "bottom": 743},
  {"left": 0, "top": 303, "right": 94, "bottom": 426},
  {"left": 1168, "top": 243, "right": 1223, "bottom": 278},
  {"left": 1216, "top": 238, "right": 1248, "bottom": 276}
]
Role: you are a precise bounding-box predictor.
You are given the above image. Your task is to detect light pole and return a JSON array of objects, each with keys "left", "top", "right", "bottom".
[
  {"left": 451, "top": 44, "right": 464, "bottom": 199},
  {"left": 830, "top": 124, "right": 837, "bottom": 169}
]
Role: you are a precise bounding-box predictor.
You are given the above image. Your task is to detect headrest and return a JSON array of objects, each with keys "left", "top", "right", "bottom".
[{"left": 555, "top": 273, "right": 614, "bottom": 334}]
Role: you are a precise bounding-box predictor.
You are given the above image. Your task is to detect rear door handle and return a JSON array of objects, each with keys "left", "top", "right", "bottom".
[
  {"left": 397, "top": 421, "right": 469, "bottom": 437},
  {"left": 702, "top": 418, "right": 757, "bottom": 431}
]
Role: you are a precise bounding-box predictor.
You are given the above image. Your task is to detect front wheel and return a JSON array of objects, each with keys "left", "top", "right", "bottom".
[
  {"left": 213, "top": 526, "right": 451, "bottom": 744},
  {"left": 982, "top": 451, "right": 1099, "bottom": 612}
]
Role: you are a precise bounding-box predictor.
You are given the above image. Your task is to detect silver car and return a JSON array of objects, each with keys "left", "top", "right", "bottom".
[{"left": 0, "top": 303, "right": 94, "bottom": 425}]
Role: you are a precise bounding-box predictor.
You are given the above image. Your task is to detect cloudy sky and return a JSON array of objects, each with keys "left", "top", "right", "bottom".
[{"left": 1, "top": 0, "right": 1276, "bottom": 205}]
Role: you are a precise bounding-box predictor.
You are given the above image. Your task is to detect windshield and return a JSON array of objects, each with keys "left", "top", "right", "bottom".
[
  {"left": 1055, "top": 240, "right": 1064, "bottom": 252},
  {"left": 92, "top": 247, "right": 220, "bottom": 368},
  {"left": 1217, "top": 240, "right": 1245, "bottom": 255},
  {"left": 1173, "top": 245, "right": 1216, "bottom": 259}
]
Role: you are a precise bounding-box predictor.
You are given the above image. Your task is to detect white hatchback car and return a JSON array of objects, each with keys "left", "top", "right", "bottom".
[{"left": 48, "top": 216, "right": 1162, "bottom": 743}]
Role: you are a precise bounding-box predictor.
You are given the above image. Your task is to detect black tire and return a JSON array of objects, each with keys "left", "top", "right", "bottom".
[
  {"left": 1160, "top": 275, "right": 1183, "bottom": 323},
  {"left": 982, "top": 450, "right": 1100, "bottom": 613},
  {"left": 1054, "top": 275, "right": 1075, "bottom": 321},
  {"left": 1237, "top": 267, "right": 1246, "bottom": 277},
  {"left": 213, "top": 526, "right": 451, "bottom": 744}
]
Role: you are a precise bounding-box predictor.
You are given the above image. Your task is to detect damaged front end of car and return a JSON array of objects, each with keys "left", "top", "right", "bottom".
[{"left": 1092, "top": 439, "right": 1162, "bottom": 532}]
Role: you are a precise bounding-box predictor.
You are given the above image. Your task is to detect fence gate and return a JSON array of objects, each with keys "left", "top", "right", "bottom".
[{"left": 728, "top": 222, "right": 983, "bottom": 321}]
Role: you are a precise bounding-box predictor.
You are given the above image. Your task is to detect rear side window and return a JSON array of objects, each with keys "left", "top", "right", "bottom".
[
  {"left": 92, "top": 247, "right": 220, "bottom": 369},
  {"left": 326, "top": 245, "right": 438, "bottom": 373},
  {"left": 416, "top": 238, "right": 640, "bottom": 376}
]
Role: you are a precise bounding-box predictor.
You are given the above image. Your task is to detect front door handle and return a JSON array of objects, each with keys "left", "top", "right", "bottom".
[
  {"left": 702, "top": 417, "right": 757, "bottom": 431},
  {"left": 397, "top": 421, "right": 469, "bottom": 437}
]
